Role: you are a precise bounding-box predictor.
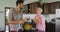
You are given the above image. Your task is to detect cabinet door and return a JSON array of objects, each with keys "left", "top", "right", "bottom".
[
  {"left": 29, "top": 2, "right": 40, "bottom": 14},
  {"left": 43, "top": 2, "right": 60, "bottom": 14},
  {"left": 50, "top": 3, "right": 56, "bottom": 14},
  {"left": 50, "top": 2, "right": 60, "bottom": 14},
  {"left": 50, "top": 3, "right": 55, "bottom": 14},
  {"left": 43, "top": 3, "right": 50, "bottom": 14}
]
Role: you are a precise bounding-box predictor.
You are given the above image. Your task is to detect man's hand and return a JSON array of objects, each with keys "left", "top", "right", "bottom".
[
  {"left": 23, "top": 19, "right": 27, "bottom": 22},
  {"left": 19, "top": 20, "right": 24, "bottom": 24},
  {"left": 19, "top": 18, "right": 27, "bottom": 24}
]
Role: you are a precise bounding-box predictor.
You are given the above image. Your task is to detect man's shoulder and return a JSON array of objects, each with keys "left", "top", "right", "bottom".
[
  {"left": 10, "top": 8, "right": 16, "bottom": 12},
  {"left": 10, "top": 8, "right": 16, "bottom": 10},
  {"left": 9, "top": 8, "right": 16, "bottom": 14}
]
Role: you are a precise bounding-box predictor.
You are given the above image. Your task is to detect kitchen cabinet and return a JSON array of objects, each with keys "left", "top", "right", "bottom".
[
  {"left": 43, "top": 3, "right": 50, "bottom": 14},
  {"left": 46, "top": 22, "right": 55, "bottom": 32},
  {"left": 50, "top": 2, "right": 60, "bottom": 14},
  {"left": 23, "top": 2, "right": 42, "bottom": 14},
  {"left": 29, "top": 2, "right": 39, "bottom": 14},
  {"left": 29, "top": 2, "right": 41, "bottom": 14},
  {"left": 43, "top": 2, "right": 60, "bottom": 14}
]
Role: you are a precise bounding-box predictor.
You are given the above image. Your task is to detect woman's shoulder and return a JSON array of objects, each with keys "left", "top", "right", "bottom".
[
  {"left": 40, "top": 14, "right": 44, "bottom": 17},
  {"left": 41, "top": 15, "right": 45, "bottom": 19}
]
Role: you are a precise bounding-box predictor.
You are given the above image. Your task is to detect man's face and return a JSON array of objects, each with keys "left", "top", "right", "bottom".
[{"left": 17, "top": 3, "right": 24, "bottom": 12}]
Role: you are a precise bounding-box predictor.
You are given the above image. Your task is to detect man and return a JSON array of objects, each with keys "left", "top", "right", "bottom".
[
  {"left": 8, "top": 0, "right": 26, "bottom": 32},
  {"left": 33, "top": 7, "right": 46, "bottom": 32}
]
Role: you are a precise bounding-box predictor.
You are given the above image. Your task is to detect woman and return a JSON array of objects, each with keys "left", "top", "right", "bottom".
[{"left": 33, "top": 7, "right": 46, "bottom": 32}]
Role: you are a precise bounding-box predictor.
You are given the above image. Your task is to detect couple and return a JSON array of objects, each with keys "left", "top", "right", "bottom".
[{"left": 8, "top": 0, "right": 45, "bottom": 32}]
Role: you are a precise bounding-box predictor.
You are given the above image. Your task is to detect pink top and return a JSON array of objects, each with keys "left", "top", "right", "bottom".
[{"left": 36, "top": 14, "right": 45, "bottom": 31}]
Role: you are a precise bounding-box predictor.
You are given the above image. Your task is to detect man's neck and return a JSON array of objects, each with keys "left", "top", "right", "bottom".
[{"left": 16, "top": 9, "right": 21, "bottom": 14}]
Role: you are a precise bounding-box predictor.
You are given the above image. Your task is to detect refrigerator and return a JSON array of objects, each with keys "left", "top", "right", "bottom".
[{"left": 56, "top": 9, "right": 60, "bottom": 32}]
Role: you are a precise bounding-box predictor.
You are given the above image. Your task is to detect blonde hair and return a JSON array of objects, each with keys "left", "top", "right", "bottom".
[{"left": 37, "top": 7, "right": 42, "bottom": 13}]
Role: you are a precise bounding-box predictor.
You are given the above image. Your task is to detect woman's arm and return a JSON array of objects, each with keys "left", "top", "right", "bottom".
[
  {"left": 33, "top": 16, "right": 38, "bottom": 23},
  {"left": 36, "top": 16, "right": 43, "bottom": 24}
]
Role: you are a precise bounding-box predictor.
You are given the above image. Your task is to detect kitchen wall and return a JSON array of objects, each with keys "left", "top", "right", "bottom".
[
  {"left": 0, "top": 11, "right": 5, "bottom": 31},
  {"left": 0, "top": 0, "right": 16, "bottom": 31},
  {"left": 0, "top": 0, "right": 16, "bottom": 11}
]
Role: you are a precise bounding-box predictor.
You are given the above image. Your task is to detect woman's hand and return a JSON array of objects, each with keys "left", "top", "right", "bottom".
[
  {"left": 33, "top": 16, "right": 38, "bottom": 23},
  {"left": 35, "top": 16, "right": 42, "bottom": 24},
  {"left": 35, "top": 16, "right": 39, "bottom": 20}
]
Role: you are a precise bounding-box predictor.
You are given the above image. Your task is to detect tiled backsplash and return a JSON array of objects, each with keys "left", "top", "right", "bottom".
[
  {"left": 44, "top": 14, "right": 55, "bottom": 23},
  {"left": 23, "top": 14, "right": 36, "bottom": 19},
  {"left": 23, "top": 14, "right": 55, "bottom": 22}
]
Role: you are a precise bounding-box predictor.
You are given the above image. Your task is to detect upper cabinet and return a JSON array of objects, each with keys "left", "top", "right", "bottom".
[
  {"left": 43, "top": 2, "right": 60, "bottom": 14},
  {"left": 29, "top": 2, "right": 41, "bottom": 14},
  {"left": 23, "top": 2, "right": 42, "bottom": 14},
  {"left": 43, "top": 3, "right": 50, "bottom": 14}
]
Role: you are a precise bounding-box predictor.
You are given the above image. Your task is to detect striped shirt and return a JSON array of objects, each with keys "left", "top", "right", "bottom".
[{"left": 8, "top": 8, "right": 23, "bottom": 31}]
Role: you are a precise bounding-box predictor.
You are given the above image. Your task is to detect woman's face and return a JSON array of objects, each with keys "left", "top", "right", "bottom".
[{"left": 36, "top": 8, "right": 42, "bottom": 14}]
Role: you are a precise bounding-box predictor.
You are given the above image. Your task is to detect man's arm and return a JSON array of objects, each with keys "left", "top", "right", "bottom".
[{"left": 8, "top": 20, "right": 24, "bottom": 24}]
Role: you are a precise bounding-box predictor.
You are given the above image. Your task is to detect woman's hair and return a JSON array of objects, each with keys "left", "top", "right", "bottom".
[
  {"left": 37, "top": 7, "right": 43, "bottom": 13},
  {"left": 16, "top": 0, "right": 24, "bottom": 6}
]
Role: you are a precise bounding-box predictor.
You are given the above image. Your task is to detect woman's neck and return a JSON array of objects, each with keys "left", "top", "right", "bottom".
[{"left": 37, "top": 13, "right": 41, "bottom": 16}]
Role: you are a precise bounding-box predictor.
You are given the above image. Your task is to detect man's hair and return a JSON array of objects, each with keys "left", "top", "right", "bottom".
[{"left": 16, "top": 0, "right": 24, "bottom": 6}]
